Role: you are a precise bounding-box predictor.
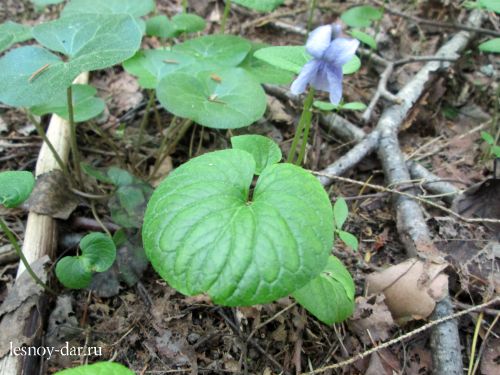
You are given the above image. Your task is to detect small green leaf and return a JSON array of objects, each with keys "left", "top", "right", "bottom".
[
  {"left": 342, "top": 101, "right": 367, "bottom": 111},
  {"left": 479, "top": 38, "right": 500, "bottom": 53},
  {"left": 349, "top": 29, "right": 377, "bottom": 50},
  {"left": 142, "top": 149, "right": 334, "bottom": 306},
  {"left": 107, "top": 167, "right": 134, "bottom": 186},
  {"left": 55, "top": 257, "right": 92, "bottom": 289},
  {"left": 333, "top": 197, "right": 348, "bottom": 229},
  {"left": 173, "top": 35, "right": 252, "bottom": 67},
  {"left": 145, "top": 15, "right": 176, "bottom": 38},
  {"left": 231, "top": 135, "right": 282, "bottom": 174},
  {"left": 54, "top": 361, "right": 135, "bottom": 375},
  {"left": 62, "top": 0, "right": 155, "bottom": 17},
  {"left": 313, "top": 101, "right": 338, "bottom": 111},
  {"left": 112, "top": 229, "right": 127, "bottom": 247},
  {"left": 0, "top": 171, "right": 35, "bottom": 208},
  {"left": 292, "top": 256, "right": 355, "bottom": 324},
  {"left": 80, "top": 232, "right": 117, "bottom": 272},
  {"left": 477, "top": 0, "right": 500, "bottom": 13},
  {"left": 240, "top": 43, "right": 294, "bottom": 84},
  {"left": 171, "top": 13, "right": 206, "bottom": 34},
  {"left": 341, "top": 6, "right": 383, "bottom": 28},
  {"left": 491, "top": 145, "right": 500, "bottom": 157},
  {"left": 233, "top": 0, "right": 284, "bottom": 12},
  {"left": 254, "top": 46, "right": 360, "bottom": 75},
  {"left": 31, "top": 84, "right": 105, "bottom": 122},
  {"left": 338, "top": 230, "right": 359, "bottom": 251},
  {"left": 81, "top": 164, "right": 113, "bottom": 184},
  {"left": 481, "top": 131, "right": 495, "bottom": 145},
  {"left": 0, "top": 21, "right": 32, "bottom": 53},
  {"left": 123, "top": 49, "right": 196, "bottom": 89},
  {"left": 157, "top": 68, "right": 267, "bottom": 129}
]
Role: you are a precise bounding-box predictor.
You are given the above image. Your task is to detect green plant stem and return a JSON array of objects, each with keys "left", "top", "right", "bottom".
[
  {"left": 26, "top": 112, "right": 74, "bottom": 185},
  {"left": 467, "top": 311, "right": 483, "bottom": 375},
  {"left": 306, "top": 0, "right": 318, "bottom": 34},
  {"left": 182, "top": 0, "right": 188, "bottom": 12},
  {"left": 134, "top": 90, "right": 156, "bottom": 158},
  {"left": 0, "top": 217, "right": 57, "bottom": 295},
  {"left": 221, "top": 0, "right": 231, "bottom": 34},
  {"left": 287, "top": 88, "right": 315, "bottom": 165},
  {"left": 67, "top": 86, "right": 83, "bottom": 186}
]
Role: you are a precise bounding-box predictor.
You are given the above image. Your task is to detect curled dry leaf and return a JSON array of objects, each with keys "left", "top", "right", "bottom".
[
  {"left": 348, "top": 294, "right": 396, "bottom": 345},
  {"left": 366, "top": 258, "right": 449, "bottom": 322},
  {"left": 267, "top": 95, "right": 293, "bottom": 124},
  {"left": 26, "top": 170, "right": 80, "bottom": 220}
]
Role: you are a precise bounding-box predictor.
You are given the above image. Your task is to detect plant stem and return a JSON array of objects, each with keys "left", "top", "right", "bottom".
[
  {"left": 134, "top": 90, "right": 155, "bottom": 158},
  {"left": 221, "top": 0, "right": 231, "bottom": 34},
  {"left": 182, "top": 0, "right": 188, "bottom": 12},
  {"left": 26, "top": 112, "right": 74, "bottom": 185},
  {"left": 67, "top": 86, "right": 83, "bottom": 186},
  {"left": 0, "top": 217, "right": 57, "bottom": 295},
  {"left": 287, "top": 88, "right": 315, "bottom": 165},
  {"left": 306, "top": 0, "right": 317, "bottom": 34}
]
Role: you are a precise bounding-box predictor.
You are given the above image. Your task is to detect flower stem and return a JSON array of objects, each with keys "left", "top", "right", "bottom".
[
  {"left": 182, "top": 0, "right": 188, "bottom": 12},
  {"left": 67, "top": 86, "right": 83, "bottom": 186},
  {"left": 134, "top": 90, "right": 155, "bottom": 159},
  {"left": 26, "top": 112, "right": 75, "bottom": 186},
  {"left": 221, "top": 0, "right": 231, "bottom": 34},
  {"left": 306, "top": 0, "right": 318, "bottom": 34},
  {"left": 287, "top": 88, "right": 315, "bottom": 165},
  {"left": 0, "top": 217, "right": 57, "bottom": 295}
]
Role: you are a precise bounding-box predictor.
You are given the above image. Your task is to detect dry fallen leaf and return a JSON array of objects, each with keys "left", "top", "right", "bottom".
[
  {"left": 267, "top": 95, "right": 293, "bottom": 124},
  {"left": 481, "top": 337, "right": 500, "bottom": 375},
  {"left": 366, "top": 258, "right": 449, "bottom": 322},
  {"left": 348, "top": 294, "right": 396, "bottom": 345}
]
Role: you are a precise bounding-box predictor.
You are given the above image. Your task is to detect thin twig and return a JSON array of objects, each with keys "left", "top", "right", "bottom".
[{"left": 305, "top": 297, "right": 500, "bottom": 374}]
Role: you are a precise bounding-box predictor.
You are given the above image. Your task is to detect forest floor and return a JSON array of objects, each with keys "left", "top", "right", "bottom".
[{"left": 0, "top": 0, "right": 499, "bottom": 374}]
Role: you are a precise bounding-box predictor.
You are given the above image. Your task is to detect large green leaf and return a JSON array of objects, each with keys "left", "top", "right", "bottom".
[
  {"left": 156, "top": 68, "right": 267, "bottom": 129},
  {"left": 0, "top": 21, "right": 32, "bottom": 53},
  {"left": 240, "top": 43, "right": 294, "bottom": 84},
  {"left": 123, "top": 49, "right": 196, "bottom": 89},
  {"left": 292, "top": 256, "right": 355, "bottom": 324},
  {"left": 254, "top": 46, "right": 361, "bottom": 75},
  {"left": 62, "top": 0, "right": 155, "bottom": 17},
  {"left": 233, "top": 0, "right": 284, "bottom": 12},
  {"left": 231, "top": 135, "right": 282, "bottom": 175},
  {"left": 142, "top": 148, "right": 333, "bottom": 306},
  {"left": 54, "top": 362, "right": 134, "bottom": 375},
  {"left": 340, "top": 5, "right": 383, "bottom": 28},
  {"left": 33, "top": 14, "right": 142, "bottom": 70},
  {"left": 0, "top": 171, "right": 35, "bottom": 208},
  {"left": 31, "top": 84, "right": 105, "bottom": 122},
  {"left": 0, "top": 14, "right": 142, "bottom": 108},
  {"left": 173, "top": 35, "right": 251, "bottom": 67}
]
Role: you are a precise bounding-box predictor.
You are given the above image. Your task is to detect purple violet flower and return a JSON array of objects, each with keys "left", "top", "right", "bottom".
[{"left": 291, "top": 24, "right": 360, "bottom": 104}]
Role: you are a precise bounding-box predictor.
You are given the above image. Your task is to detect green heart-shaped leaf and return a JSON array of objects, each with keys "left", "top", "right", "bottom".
[
  {"left": 349, "top": 29, "right": 377, "bottom": 50},
  {"left": 62, "top": 0, "right": 155, "bottom": 17},
  {"left": 173, "top": 35, "right": 251, "bottom": 67},
  {"left": 254, "top": 46, "right": 360, "bottom": 75},
  {"left": 233, "top": 0, "right": 284, "bottom": 12},
  {"left": 142, "top": 148, "right": 333, "bottom": 306},
  {"left": 0, "top": 21, "right": 32, "bottom": 53},
  {"left": 157, "top": 68, "right": 266, "bottom": 129},
  {"left": 0, "top": 171, "right": 35, "bottom": 208},
  {"left": 340, "top": 5, "right": 383, "bottom": 28},
  {"left": 145, "top": 15, "right": 176, "bottom": 38},
  {"left": 231, "top": 135, "right": 282, "bottom": 174},
  {"left": 79, "top": 232, "right": 117, "bottom": 272},
  {"left": 292, "top": 256, "right": 355, "bottom": 324},
  {"left": 123, "top": 49, "right": 196, "bottom": 89},
  {"left": 240, "top": 43, "right": 294, "bottom": 84},
  {"left": 54, "top": 362, "right": 134, "bottom": 375},
  {"left": 333, "top": 197, "right": 348, "bottom": 229},
  {"left": 55, "top": 257, "right": 93, "bottom": 289},
  {"left": 31, "top": 84, "right": 105, "bottom": 122},
  {"left": 171, "top": 13, "right": 206, "bottom": 34}
]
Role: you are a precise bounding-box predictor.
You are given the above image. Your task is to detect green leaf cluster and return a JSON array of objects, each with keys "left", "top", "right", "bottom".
[
  {"left": 142, "top": 135, "right": 355, "bottom": 324},
  {"left": 340, "top": 5, "right": 382, "bottom": 50},
  {"left": 56, "top": 232, "right": 116, "bottom": 289},
  {"left": 0, "top": 171, "right": 35, "bottom": 208}
]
